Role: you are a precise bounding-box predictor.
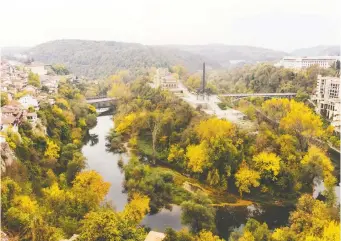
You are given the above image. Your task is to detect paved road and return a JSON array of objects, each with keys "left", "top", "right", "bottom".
[{"left": 177, "top": 82, "right": 246, "bottom": 123}]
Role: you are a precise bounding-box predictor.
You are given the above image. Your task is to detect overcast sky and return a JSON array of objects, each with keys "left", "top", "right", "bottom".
[{"left": 1, "top": 0, "right": 340, "bottom": 51}]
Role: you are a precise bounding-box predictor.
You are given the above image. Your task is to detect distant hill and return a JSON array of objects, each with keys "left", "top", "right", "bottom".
[
  {"left": 27, "top": 40, "right": 220, "bottom": 78},
  {"left": 168, "top": 44, "right": 287, "bottom": 67},
  {"left": 1, "top": 46, "right": 30, "bottom": 60},
  {"left": 25, "top": 40, "right": 292, "bottom": 78},
  {"left": 290, "top": 45, "right": 340, "bottom": 56}
]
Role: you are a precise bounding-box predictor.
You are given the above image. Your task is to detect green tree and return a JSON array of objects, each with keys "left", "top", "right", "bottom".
[
  {"left": 28, "top": 72, "right": 41, "bottom": 87},
  {"left": 181, "top": 193, "right": 216, "bottom": 233},
  {"left": 230, "top": 219, "right": 270, "bottom": 241},
  {"left": 1, "top": 92, "right": 9, "bottom": 106}
]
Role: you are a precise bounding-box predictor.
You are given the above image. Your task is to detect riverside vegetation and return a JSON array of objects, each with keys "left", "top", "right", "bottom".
[
  {"left": 1, "top": 64, "right": 340, "bottom": 240},
  {"left": 1, "top": 80, "right": 152, "bottom": 240},
  {"left": 106, "top": 71, "right": 340, "bottom": 240}
]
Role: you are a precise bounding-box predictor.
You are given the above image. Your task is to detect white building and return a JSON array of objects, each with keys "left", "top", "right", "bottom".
[
  {"left": 313, "top": 75, "right": 340, "bottom": 131},
  {"left": 26, "top": 62, "right": 47, "bottom": 75},
  {"left": 18, "top": 95, "right": 39, "bottom": 109},
  {"left": 275, "top": 56, "right": 340, "bottom": 69},
  {"left": 26, "top": 112, "right": 38, "bottom": 123},
  {"left": 144, "top": 231, "right": 165, "bottom": 241},
  {"left": 153, "top": 68, "right": 178, "bottom": 90}
]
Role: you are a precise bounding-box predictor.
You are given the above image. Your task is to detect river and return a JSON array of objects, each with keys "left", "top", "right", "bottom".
[
  {"left": 82, "top": 115, "right": 183, "bottom": 232},
  {"left": 82, "top": 115, "right": 339, "bottom": 239}
]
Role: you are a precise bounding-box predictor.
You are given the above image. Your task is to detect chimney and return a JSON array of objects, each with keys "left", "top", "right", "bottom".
[{"left": 202, "top": 62, "right": 206, "bottom": 93}]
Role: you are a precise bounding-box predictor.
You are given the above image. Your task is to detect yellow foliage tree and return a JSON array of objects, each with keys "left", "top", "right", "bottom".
[
  {"left": 273, "top": 194, "right": 340, "bottom": 241},
  {"left": 195, "top": 118, "right": 236, "bottom": 142},
  {"left": 280, "top": 100, "right": 324, "bottom": 139},
  {"left": 197, "top": 230, "right": 224, "bottom": 241},
  {"left": 186, "top": 141, "right": 209, "bottom": 173},
  {"left": 301, "top": 146, "right": 336, "bottom": 189},
  {"left": 235, "top": 162, "right": 260, "bottom": 197},
  {"left": 262, "top": 98, "right": 291, "bottom": 121},
  {"left": 44, "top": 140, "right": 60, "bottom": 164},
  {"left": 72, "top": 170, "right": 110, "bottom": 208},
  {"left": 168, "top": 144, "right": 185, "bottom": 163},
  {"left": 252, "top": 152, "right": 281, "bottom": 179},
  {"left": 276, "top": 134, "right": 298, "bottom": 163},
  {"left": 115, "top": 112, "right": 139, "bottom": 134},
  {"left": 121, "top": 193, "right": 150, "bottom": 224}
]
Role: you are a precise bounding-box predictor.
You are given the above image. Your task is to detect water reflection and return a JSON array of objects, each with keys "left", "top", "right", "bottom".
[
  {"left": 141, "top": 205, "right": 183, "bottom": 232},
  {"left": 84, "top": 133, "right": 99, "bottom": 146},
  {"left": 82, "top": 115, "right": 184, "bottom": 230},
  {"left": 216, "top": 204, "right": 294, "bottom": 240},
  {"left": 82, "top": 115, "right": 128, "bottom": 211}
]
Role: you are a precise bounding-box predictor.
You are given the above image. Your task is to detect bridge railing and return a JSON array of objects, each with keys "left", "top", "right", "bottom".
[
  {"left": 219, "top": 93, "right": 297, "bottom": 97},
  {"left": 85, "top": 96, "right": 108, "bottom": 100}
]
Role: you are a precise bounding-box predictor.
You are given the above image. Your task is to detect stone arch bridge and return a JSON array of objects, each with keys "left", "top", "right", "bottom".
[{"left": 86, "top": 96, "right": 117, "bottom": 109}]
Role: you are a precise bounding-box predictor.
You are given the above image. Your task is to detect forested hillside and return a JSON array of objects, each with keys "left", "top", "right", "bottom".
[
  {"left": 291, "top": 45, "right": 340, "bottom": 56},
  {"left": 27, "top": 40, "right": 220, "bottom": 78},
  {"left": 169, "top": 44, "right": 287, "bottom": 67},
  {"left": 27, "top": 40, "right": 291, "bottom": 78}
]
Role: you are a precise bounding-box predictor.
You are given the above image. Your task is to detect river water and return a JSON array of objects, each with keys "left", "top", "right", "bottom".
[
  {"left": 82, "top": 115, "right": 182, "bottom": 232},
  {"left": 82, "top": 115, "right": 339, "bottom": 239}
]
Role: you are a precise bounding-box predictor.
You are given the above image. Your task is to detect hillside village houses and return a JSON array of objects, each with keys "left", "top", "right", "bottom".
[
  {"left": 18, "top": 95, "right": 39, "bottom": 110},
  {"left": 0, "top": 59, "right": 58, "bottom": 141},
  {"left": 22, "top": 85, "right": 39, "bottom": 95}
]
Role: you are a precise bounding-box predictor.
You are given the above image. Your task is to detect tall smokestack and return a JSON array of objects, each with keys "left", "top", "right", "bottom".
[{"left": 202, "top": 62, "right": 206, "bottom": 93}]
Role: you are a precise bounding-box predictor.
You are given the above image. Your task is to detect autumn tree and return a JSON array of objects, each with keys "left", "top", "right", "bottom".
[
  {"left": 28, "top": 72, "right": 41, "bottom": 87},
  {"left": 279, "top": 100, "right": 324, "bottom": 146},
  {"left": 195, "top": 118, "right": 236, "bottom": 141},
  {"left": 44, "top": 140, "right": 60, "bottom": 165},
  {"left": 235, "top": 161, "right": 260, "bottom": 197},
  {"left": 78, "top": 208, "right": 146, "bottom": 241},
  {"left": 252, "top": 152, "right": 281, "bottom": 180},
  {"left": 272, "top": 194, "right": 340, "bottom": 241},
  {"left": 301, "top": 146, "right": 336, "bottom": 197},
  {"left": 79, "top": 193, "right": 149, "bottom": 241},
  {"left": 185, "top": 74, "right": 201, "bottom": 90},
  {"left": 121, "top": 193, "right": 150, "bottom": 223},
  {"left": 107, "top": 79, "right": 131, "bottom": 98},
  {"left": 186, "top": 141, "right": 209, "bottom": 173},
  {"left": 1, "top": 92, "right": 9, "bottom": 106},
  {"left": 230, "top": 219, "right": 270, "bottom": 241},
  {"left": 262, "top": 98, "right": 290, "bottom": 121},
  {"left": 168, "top": 144, "right": 186, "bottom": 166},
  {"left": 72, "top": 170, "right": 110, "bottom": 210}
]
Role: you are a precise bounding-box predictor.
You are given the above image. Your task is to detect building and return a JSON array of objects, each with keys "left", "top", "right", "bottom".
[
  {"left": 153, "top": 68, "right": 178, "bottom": 90},
  {"left": 144, "top": 231, "right": 165, "bottom": 241},
  {"left": 0, "top": 104, "right": 25, "bottom": 132},
  {"left": 313, "top": 75, "right": 340, "bottom": 131},
  {"left": 275, "top": 56, "right": 340, "bottom": 69},
  {"left": 26, "top": 62, "right": 48, "bottom": 75},
  {"left": 22, "top": 85, "right": 38, "bottom": 95},
  {"left": 26, "top": 112, "right": 38, "bottom": 123},
  {"left": 40, "top": 75, "right": 60, "bottom": 93},
  {"left": 18, "top": 95, "right": 39, "bottom": 109}
]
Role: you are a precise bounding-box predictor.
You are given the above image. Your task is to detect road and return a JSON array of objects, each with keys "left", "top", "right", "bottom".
[{"left": 177, "top": 82, "right": 248, "bottom": 124}]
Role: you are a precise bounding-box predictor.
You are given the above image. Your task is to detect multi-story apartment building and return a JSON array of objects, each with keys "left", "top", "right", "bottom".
[
  {"left": 313, "top": 75, "right": 340, "bottom": 132},
  {"left": 275, "top": 56, "right": 340, "bottom": 69}
]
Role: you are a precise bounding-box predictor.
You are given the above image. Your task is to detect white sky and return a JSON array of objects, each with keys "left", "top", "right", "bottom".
[{"left": 1, "top": 0, "right": 340, "bottom": 51}]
